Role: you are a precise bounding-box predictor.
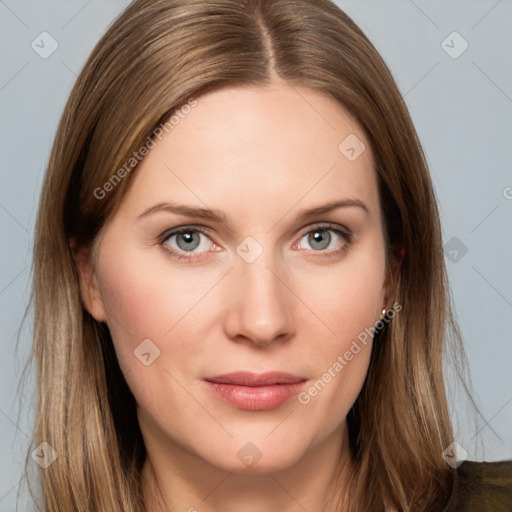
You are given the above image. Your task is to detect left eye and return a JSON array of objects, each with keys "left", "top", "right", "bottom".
[{"left": 296, "top": 226, "right": 349, "bottom": 252}]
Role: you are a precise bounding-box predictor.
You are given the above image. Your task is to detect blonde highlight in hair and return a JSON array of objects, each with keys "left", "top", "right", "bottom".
[{"left": 30, "top": 0, "right": 468, "bottom": 510}]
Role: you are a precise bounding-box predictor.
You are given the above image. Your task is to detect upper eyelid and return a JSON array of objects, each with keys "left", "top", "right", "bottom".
[
  {"left": 159, "top": 225, "right": 214, "bottom": 244},
  {"left": 298, "top": 222, "right": 352, "bottom": 237}
]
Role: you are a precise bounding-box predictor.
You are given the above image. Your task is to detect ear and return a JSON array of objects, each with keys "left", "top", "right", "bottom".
[
  {"left": 383, "top": 242, "right": 405, "bottom": 310},
  {"left": 70, "top": 238, "right": 108, "bottom": 323}
]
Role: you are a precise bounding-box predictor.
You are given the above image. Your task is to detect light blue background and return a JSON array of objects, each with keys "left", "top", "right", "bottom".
[{"left": 1, "top": 1, "right": 511, "bottom": 509}]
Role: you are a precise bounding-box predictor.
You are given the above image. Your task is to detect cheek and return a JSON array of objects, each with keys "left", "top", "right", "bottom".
[
  {"left": 95, "top": 251, "right": 209, "bottom": 421},
  {"left": 292, "top": 241, "right": 385, "bottom": 423},
  {"left": 296, "top": 241, "right": 386, "bottom": 346},
  {"left": 95, "top": 249, "right": 199, "bottom": 366},
  {"left": 95, "top": 245, "right": 227, "bottom": 392},
  {"left": 98, "top": 262, "right": 165, "bottom": 341}
]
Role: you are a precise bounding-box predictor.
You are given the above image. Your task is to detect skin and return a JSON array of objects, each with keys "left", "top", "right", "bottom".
[{"left": 75, "top": 80, "right": 399, "bottom": 512}]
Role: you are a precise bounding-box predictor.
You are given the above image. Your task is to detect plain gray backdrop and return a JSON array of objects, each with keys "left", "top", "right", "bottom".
[{"left": 1, "top": 0, "right": 511, "bottom": 509}]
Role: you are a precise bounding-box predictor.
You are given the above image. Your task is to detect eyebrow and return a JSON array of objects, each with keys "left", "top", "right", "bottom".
[
  {"left": 136, "top": 198, "right": 369, "bottom": 225},
  {"left": 295, "top": 198, "right": 368, "bottom": 223}
]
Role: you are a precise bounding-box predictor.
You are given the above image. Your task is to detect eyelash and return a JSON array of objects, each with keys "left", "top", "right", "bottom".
[{"left": 158, "top": 223, "right": 353, "bottom": 263}]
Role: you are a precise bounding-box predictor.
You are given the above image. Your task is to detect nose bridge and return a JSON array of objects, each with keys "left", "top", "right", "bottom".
[{"left": 224, "top": 243, "right": 292, "bottom": 344}]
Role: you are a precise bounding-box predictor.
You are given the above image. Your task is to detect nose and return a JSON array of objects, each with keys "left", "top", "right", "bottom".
[{"left": 223, "top": 250, "right": 294, "bottom": 347}]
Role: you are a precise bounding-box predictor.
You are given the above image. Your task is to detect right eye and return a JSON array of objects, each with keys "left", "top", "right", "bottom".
[{"left": 159, "top": 226, "right": 221, "bottom": 262}]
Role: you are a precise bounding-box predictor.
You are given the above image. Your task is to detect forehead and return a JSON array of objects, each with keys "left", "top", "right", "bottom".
[{"left": 119, "top": 82, "right": 379, "bottom": 221}]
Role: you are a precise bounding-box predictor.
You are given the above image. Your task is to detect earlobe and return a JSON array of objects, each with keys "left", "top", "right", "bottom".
[{"left": 70, "top": 239, "right": 108, "bottom": 323}]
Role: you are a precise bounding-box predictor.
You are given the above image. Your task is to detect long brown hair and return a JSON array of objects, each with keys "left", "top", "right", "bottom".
[{"left": 30, "top": 0, "right": 468, "bottom": 510}]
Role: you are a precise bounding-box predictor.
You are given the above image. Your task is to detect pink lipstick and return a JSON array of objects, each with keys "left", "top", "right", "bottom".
[{"left": 203, "top": 371, "right": 307, "bottom": 411}]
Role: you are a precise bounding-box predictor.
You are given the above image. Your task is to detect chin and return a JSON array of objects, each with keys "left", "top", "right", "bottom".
[{"left": 201, "top": 436, "right": 312, "bottom": 474}]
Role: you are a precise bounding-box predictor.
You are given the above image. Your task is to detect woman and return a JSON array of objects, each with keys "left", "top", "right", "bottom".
[{"left": 29, "top": 0, "right": 511, "bottom": 510}]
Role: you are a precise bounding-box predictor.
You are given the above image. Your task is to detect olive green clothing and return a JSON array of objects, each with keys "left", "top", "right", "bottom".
[{"left": 445, "top": 460, "right": 512, "bottom": 511}]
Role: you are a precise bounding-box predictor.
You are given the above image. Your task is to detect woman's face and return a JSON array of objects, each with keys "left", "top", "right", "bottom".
[{"left": 79, "top": 81, "right": 393, "bottom": 473}]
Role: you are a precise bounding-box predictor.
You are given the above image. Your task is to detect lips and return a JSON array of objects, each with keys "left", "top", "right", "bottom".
[{"left": 203, "top": 372, "right": 307, "bottom": 411}]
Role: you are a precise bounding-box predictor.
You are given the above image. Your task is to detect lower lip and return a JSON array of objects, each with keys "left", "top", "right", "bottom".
[{"left": 203, "top": 381, "right": 306, "bottom": 411}]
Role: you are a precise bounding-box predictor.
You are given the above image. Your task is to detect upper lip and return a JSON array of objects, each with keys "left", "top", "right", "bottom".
[{"left": 204, "top": 372, "right": 307, "bottom": 387}]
